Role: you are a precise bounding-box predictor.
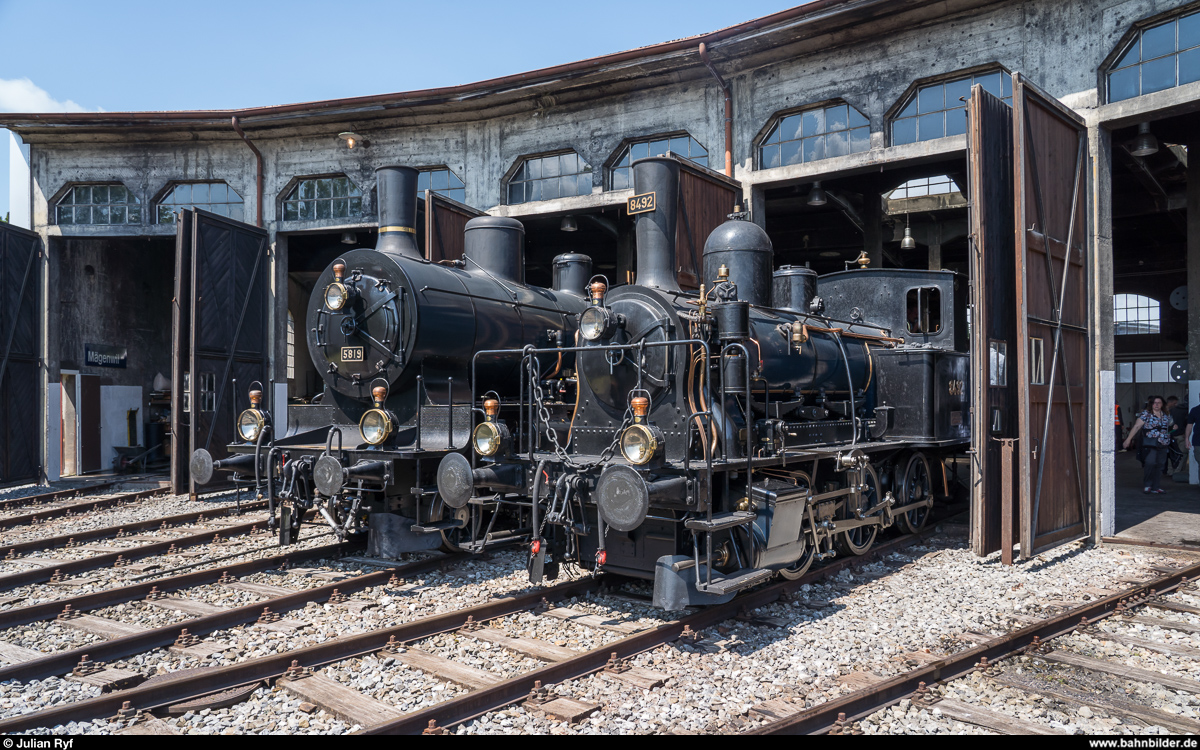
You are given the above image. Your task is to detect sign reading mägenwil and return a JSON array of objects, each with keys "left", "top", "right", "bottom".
[{"left": 85, "top": 344, "right": 127, "bottom": 369}]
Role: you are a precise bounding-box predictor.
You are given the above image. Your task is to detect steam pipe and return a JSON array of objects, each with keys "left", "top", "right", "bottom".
[
  {"left": 698, "top": 43, "right": 732, "bottom": 177},
  {"left": 230, "top": 116, "right": 263, "bottom": 227}
]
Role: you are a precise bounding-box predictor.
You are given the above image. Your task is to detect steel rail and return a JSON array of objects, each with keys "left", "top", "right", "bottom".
[
  {"left": 0, "top": 539, "right": 355, "bottom": 631},
  {"left": 0, "top": 480, "right": 124, "bottom": 512},
  {"left": 0, "top": 501, "right": 267, "bottom": 559},
  {"left": 364, "top": 529, "right": 938, "bottom": 734},
  {"left": 0, "top": 572, "right": 604, "bottom": 733},
  {"left": 0, "top": 519, "right": 267, "bottom": 593},
  {"left": 744, "top": 558, "right": 1200, "bottom": 735},
  {"left": 0, "top": 487, "right": 171, "bottom": 531},
  {"left": 1099, "top": 537, "right": 1200, "bottom": 554}
]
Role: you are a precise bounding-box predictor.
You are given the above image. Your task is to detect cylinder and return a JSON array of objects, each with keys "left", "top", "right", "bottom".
[
  {"left": 703, "top": 217, "right": 774, "bottom": 306},
  {"left": 723, "top": 352, "right": 748, "bottom": 392},
  {"left": 712, "top": 300, "right": 750, "bottom": 342},
  {"left": 463, "top": 216, "right": 525, "bottom": 283},
  {"left": 552, "top": 252, "right": 593, "bottom": 297},
  {"left": 375, "top": 166, "right": 420, "bottom": 259},
  {"left": 772, "top": 265, "right": 819, "bottom": 313},
  {"left": 632, "top": 157, "right": 680, "bottom": 291}
]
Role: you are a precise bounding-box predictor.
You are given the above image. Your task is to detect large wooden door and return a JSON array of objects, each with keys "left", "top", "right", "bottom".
[
  {"left": 424, "top": 190, "right": 483, "bottom": 263},
  {"left": 968, "top": 74, "right": 1091, "bottom": 560},
  {"left": 172, "top": 209, "right": 270, "bottom": 496},
  {"left": 674, "top": 158, "right": 740, "bottom": 290},
  {"left": 0, "top": 223, "right": 42, "bottom": 486},
  {"left": 1012, "top": 74, "right": 1090, "bottom": 558},
  {"left": 967, "top": 86, "right": 1017, "bottom": 557}
]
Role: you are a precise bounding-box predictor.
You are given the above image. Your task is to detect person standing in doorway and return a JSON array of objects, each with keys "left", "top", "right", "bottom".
[
  {"left": 1125, "top": 395, "right": 1174, "bottom": 494},
  {"left": 1186, "top": 399, "right": 1200, "bottom": 476}
]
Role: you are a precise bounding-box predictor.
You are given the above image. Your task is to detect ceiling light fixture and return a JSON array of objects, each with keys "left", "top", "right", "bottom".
[
  {"left": 1131, "top": 122, "right": 1158, "bottom": 157},
  {"left": 807, "top": 181, "right": 827, "bottom": 207},
  {"left": 901, "top": 213, "right": 917, "bottom": 250},
  {"left": 560, "top": 215, "right": 578, "bottom": 232},
  {"left": 338, "top": 132, "right": 370, "bottom": 150}
]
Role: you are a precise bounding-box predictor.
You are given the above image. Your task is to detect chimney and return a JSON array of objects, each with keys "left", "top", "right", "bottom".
[
  {"left": 375, "top": 165, "right": 420, "bottom": 259},
  {"left": 632, "top": 157, "right": 680, "bottom": 291}
]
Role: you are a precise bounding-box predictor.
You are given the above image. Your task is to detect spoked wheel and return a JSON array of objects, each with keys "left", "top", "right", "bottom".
[
  {"left": 897, "top": 452, "right": 933, "bottom": 534},
  {"left": 837, "top": 463, "right": 880, "bottom": 556},
  {"left": 778, "top": 471, "right": 815, "bottom": 580}
]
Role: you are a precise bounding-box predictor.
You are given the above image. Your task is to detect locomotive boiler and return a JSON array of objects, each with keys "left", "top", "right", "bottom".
[
  {"left": 441, "top": 156, "right": 970, "bottom": 607},
  {"left": 190, "top": 165, "right": 591, "bottom": 554}
]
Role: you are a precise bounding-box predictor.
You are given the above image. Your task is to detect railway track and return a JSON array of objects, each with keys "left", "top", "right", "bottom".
[
  {"left": 0, "top": 527, "right": 941, "bottom": 734},
  {"left": 742, "top": 556, "right": 1200, "bottom": 735},
  {"left": 0, "top": 486, "right": 172, "bottom": 531}
]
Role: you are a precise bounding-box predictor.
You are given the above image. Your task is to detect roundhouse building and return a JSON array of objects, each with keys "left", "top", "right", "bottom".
[{"left": 2, "top": 0, "right": 1198, "bottom": 559}]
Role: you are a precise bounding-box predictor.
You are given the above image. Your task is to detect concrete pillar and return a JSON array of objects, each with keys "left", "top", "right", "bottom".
[
  {"left": 1091, "top": 124, "right": 1116, "bottom": 535},
  {"left": 863, "top": 192, "right": 883, "bottom": 267},
  {"left": 928, "top": 243, "right": 942, "bottom": 270},
  {"left": 1189, "top": 137, "right": 1200, "bottom": 484},
  {"left": 7, "top": 132, "right": 30, "bottom": 229}
]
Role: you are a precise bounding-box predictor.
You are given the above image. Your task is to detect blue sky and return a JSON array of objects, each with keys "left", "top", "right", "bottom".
[{"left": 0, "top": 0, "right": 801, "bottom": 219}]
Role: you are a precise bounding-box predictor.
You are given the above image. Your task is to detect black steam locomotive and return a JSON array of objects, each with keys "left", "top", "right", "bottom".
[
  {"left": 439, "top": 156, "right": 970, "bottom": 608},
  {"left": 190, "top": 165, "right": 591, "bottom": 554}
]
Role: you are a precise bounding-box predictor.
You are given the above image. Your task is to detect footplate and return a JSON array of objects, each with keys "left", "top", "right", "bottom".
[{"left": 694, "top": 567, "right": 773, "bottom": 596}]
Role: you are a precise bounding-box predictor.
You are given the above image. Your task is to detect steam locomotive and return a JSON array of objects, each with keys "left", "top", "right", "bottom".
[
  {"left": 190, "top": 165, "right": 591, "bottom": 555},
  {"left": 438, "top": 156, "right": 970, "bottom": 608}
]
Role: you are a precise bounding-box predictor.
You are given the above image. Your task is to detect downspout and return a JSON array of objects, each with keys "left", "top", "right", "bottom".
[
  {"left": 698, "top": 42, "right": 733, "bottom": 178},
  {"left": 230, "top": 116, "right": 264, "bottom": 227}
]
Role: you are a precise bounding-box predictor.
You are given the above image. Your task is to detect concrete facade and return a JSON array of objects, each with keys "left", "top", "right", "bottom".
[{"left": 3, "top": 0, "right": 1199, "bottom": 544}]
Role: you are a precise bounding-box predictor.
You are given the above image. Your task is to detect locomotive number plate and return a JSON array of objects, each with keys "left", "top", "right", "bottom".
[
  {"left": 627, "top": 191, "right": 656, "bottom": 215},
  {"left": 341, "top": 346, "right": 364, "bottom": 362}
]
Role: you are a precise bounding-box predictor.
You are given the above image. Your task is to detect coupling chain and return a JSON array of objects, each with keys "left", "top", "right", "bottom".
[{"left": 527, "top": 354, "right": 629, "bottom": 470}]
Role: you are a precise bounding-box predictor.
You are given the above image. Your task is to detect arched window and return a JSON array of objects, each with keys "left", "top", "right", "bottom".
[
  {"left": 1107, "top": 10, "right": 1200, "bottom": 102},
  {"left": 892, "top": 70, "right": 1012, "bottom": 145},
  {"left": 759, "top": 102, "right": 869, "bottom": 170},
  {"left": 610, "top": 135, "right": 707, "bottom": 189},
  {"left": 283, "top": 175, "right": 363, "bottom": 221},
  {"left": 507, "top": 152, "right": 593, "bottom": 205},
  {"left": 888, "top": 175, "right": 961, "bottom": 199},
  {"left": 156, "top": 182, "right": 244, "bottom": 223},
  {"left": 417, "top": 168, "right": 466, "bottom": 204},
  {"left": 1114, "top": 294, "right": 1161, "bottom": 335},
  {"left": 55, "top": 184, "right": 141, "bottom": 225}
]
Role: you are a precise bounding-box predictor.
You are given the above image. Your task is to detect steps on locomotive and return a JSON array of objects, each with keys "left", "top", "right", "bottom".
[
  {"left": 409, "top": 519, "right": 466, "bottom": 534},
  {"left": 694, "top": 567, "right": 774, "bottom": 596},
  {"left": 683, "top": 511, "right": 757, "bottom": 532}
]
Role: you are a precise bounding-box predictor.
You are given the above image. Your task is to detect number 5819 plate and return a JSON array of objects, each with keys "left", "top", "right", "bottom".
[{"left": 341, "top": 346, "right": 364, "bottom": 362}]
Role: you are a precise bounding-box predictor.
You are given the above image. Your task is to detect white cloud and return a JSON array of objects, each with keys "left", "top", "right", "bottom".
[{"left": 0, "top": 78, "right": 96, "bottom": 113}]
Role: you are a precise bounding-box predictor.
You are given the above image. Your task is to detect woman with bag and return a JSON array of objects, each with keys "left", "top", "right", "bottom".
[{"left": 1124, "top": 395, "right": 1174, "bottom": 494}]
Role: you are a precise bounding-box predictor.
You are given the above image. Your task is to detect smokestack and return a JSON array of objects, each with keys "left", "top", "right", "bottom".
[
  {"left": 375, "top": 165, "right": 420, "bottom": 259},
  {"left": 632, "top": 157, "right": 680, "bottom": 291}
]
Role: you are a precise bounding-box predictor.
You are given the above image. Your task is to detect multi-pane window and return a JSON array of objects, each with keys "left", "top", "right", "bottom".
[
  {"left": 892, "top": 71, "right": 1012, "bottom": 145},
  {"left": 507, "top": 152, "right": 593, "bottom": 205},
  {"left": 417, "top": 168, "right": 466, "bottom": 204},
  {"left": 1114, "top": 294, "right": 1161, "bottom": 335},
  {"left": 1116, "top": 360, "right": 1183, "bottom": 383},
  {"left": 888, "top": 175, "right": 962, "bottom": 199},
  {"left": 286, "top": 311, "right": 295, "bottom": 381},
  {"left": 1108, "top": 10, "right": 1200, "bottom": 102},
  {"left": 611, "top": 135, "right": 707, "bottom": 189},
  {"left": 283, "top": 175, "right": 363, "bottom": 222},
  {"left": 156, "top": 182, "right": 244, "bottom": 223},
  {"left": 198, "top": 372, "right": 216, "bottom": 412},
  {"left": 55, "top": 184, "right": 142, "bottom": 226},
  {"left": 759, "top": 103, "right": 869, "bottom": 170}
]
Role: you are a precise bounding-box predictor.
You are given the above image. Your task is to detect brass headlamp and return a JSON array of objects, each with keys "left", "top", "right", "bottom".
[
  {"left": 325, "top": 262, "right": 350, "bottom": 311},
  {"left": 620, "top": 396, "right": 662, "bottom": 466},
  {"left": 237, "top": 388, "right": 268, "bottom": 442},
  {"left": 472, "top": 398, "right": 510, "bottom": 457},
  {"left": 359, "top": 385, "right": 394, "bottom": 445}
]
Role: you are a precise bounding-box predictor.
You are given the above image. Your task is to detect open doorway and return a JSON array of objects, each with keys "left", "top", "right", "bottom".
[
  {"left": 1108, "top": 112, "right": 1197, "bottom": 544},
  {"left": 518, "top": 207, "right": 626, "bottom": 288},
  {"left": 52, "top": 236, "right": 174, "bottom": 475}
]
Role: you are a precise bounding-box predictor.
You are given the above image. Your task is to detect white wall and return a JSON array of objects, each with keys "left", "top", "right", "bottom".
[
  {"left": 7, "top": 131, "right": 29, "bottom": 229},
  {"left": 45, "top": 383, "right": 60, "bottom": 482},
  {"left": 100, "top": 385, "right": 142, "bottom": 471}
]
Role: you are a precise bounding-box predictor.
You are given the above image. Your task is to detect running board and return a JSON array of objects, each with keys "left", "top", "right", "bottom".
[
  {"left": 410, "top": 519, "right": 466, "bottom": 534},
  {"left": 694, "top": 567, "right": 773, "bottom": 596},
  {"left": 684, "top": 511, "right": 757, "bottom": 532}
]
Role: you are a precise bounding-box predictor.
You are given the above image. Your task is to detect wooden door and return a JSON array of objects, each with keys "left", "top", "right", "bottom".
[
  {"left": 425, "top": 190, "right": 483, "bottom": 263},
  {"left": 674, "top": 159, "right": 740, "bottom": 290},
  {"left": 967, "top": 85, "right": 1017, "bottom": 557},
  {"left": 1012, "top": 74, "right": 1090, "bottom": 558},
  {"left": 0, "top": 222, "right": 41, "bottom": 485}
]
